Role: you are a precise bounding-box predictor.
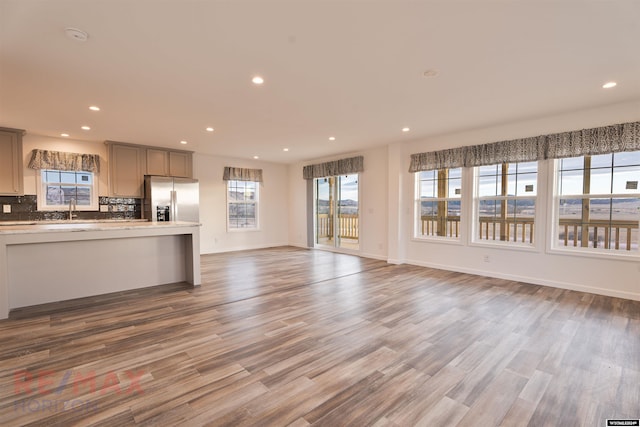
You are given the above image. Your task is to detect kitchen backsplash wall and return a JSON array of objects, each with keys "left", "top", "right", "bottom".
[{"left": 0, "top": 195, "right": 142, "bottom": 221}]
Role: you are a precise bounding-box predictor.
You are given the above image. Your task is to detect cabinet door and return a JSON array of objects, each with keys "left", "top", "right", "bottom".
[
  {"left": 146, "top": 148, "right": 169, "bottom": 176},
  {"left": 110, "top": 144, "right": 143, "bottom": 197},
  {"left": 169, "top": 151, "right": 192, "bottom": 178},
  {"left": 0, "top": 129, "right": 24, "bottom": 195}
]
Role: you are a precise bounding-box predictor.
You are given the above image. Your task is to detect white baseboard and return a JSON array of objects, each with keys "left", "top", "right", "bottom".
[
  {"left": 296, "top": 245, "right": 387, "bottom": 261},
  {"left": 405, "top": 258, "right": 640, "bottom": 301},
  {"left": 200, "top": 242, "right": 290, "bottom": 255},
  {"left": 288, "top": 243, "right": 311, "bottom": 250},
  {"left": 359, "top": 252, "right": 388, "bottom": 261}
]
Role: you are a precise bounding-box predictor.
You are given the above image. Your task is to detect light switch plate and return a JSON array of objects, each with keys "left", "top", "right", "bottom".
[{"left": 2, "top": 205, "right": 11, "bottom": 214}]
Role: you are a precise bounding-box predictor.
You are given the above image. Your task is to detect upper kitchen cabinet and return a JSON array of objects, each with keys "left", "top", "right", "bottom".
[
  {"left": 0, "top": 127, "right": 25, "bottom": 196},
  {"left": 106, "top": 142, "right": 145, "bottom": 198},
  {"left": 146, "top": 148, "right": 169, "bottom": 176},
  {"left": 146, "top": 148, "right": 193, "bottom": 178},
  {"left": 168, "top": 151, "right": 192, "bottom": 177}
]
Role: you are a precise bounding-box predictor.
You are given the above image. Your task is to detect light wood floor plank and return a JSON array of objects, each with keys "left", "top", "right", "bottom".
[{"left": 0, "top": 246, "right": 637, "bottom": 426}]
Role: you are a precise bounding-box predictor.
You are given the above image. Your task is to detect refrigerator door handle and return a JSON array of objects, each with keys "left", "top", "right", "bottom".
[{"left": 171, "top": 190, "right": 177, "bottom": 222}]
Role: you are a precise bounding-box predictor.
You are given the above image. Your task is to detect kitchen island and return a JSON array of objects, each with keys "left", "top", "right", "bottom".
[{"left": 0, "top": 221, "right": 201, "bottom": 319}]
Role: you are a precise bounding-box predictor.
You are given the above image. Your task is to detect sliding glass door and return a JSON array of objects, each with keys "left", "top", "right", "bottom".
[{"left": 315, "top": 174, "right": 359, "bottom": 250}]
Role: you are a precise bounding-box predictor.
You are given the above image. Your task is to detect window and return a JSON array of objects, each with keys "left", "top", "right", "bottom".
[
  {"left": 555, "top": 151, "right": 640, "bottom": 253},
  {"left": 475, "top": 162, "right": 537, "bottom": 245},
  {"left": 415, "top": 168, "right": 462, "bottom": 239},
  {"left": 37, "top": 169, "right": 98, "bottom": 211},
  {"left": 227, "top": 180, "right": 259, "bottom": 229}
]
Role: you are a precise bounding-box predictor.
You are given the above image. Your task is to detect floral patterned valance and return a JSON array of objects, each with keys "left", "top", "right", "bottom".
[
  {"left": 27, "top": 149, "right": 100, "bottom": 173},
  {"left": 223, "top": 166, "right": 263, "bottom": 182},
  {"left": 303, "top": 155, "right": 364, "bottom": 180},
  {"left": 409, "top": 121, "right": 640, "bottom": 172}
]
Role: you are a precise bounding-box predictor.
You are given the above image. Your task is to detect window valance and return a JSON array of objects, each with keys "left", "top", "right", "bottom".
[
  {"left": 27, "top": 149, "right": 100, "bottom": 173},
  {"left": 463, "top": 135, "right": 547, "bottom": 167},
  {"left": 223, "top": 166, "right": 263, "bottom": 182},
  {"left": 408, "top": 147, "right": 466, "bottom": 172},
  {"left": 303, "top": 155, "right": 364, "bottom": 180},
  {"left": 409, "top": 121, "right": 640, "bottom": 172},
  {"left": 545, "top": 121, "right": 640, "bottom": 159}
]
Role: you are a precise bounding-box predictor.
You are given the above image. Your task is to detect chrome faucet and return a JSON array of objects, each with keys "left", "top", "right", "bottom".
[{"left": 68, "top": 198, "right": 77, "bottom": 220}]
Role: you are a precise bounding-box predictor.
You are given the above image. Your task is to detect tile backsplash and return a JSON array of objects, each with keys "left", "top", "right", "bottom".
[{"left": 0, "top": 195, "right": 142, "bottom": 221}]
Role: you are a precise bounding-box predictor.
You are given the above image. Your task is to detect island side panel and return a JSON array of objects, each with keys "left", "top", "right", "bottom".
[
  {"left": 0, "top": 238, "right": 8, "bottom": 319},
  {"left": 0, "top": 223, "right": 201, "bottom": 319},
  {"left": 7, "top": 235, "right": 188, "bottom": 309},
  {"left": 185, "top": 230, "right": 202, "bottom": 286}
]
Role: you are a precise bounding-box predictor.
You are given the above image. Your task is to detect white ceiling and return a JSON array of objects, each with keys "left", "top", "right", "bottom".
[{"left": 1, "top": 1, "right": 639, "bottom": 163}]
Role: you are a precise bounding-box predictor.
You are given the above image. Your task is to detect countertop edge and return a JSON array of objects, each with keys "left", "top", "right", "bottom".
[{"left": 0, "top": 221, "right": 201, "bottom": 235}]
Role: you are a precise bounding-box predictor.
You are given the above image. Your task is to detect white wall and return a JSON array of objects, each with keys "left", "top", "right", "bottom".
[
  {"left": 287, "top": 162, "right": 308, "bottom": 248},
  {"left": 194, "top": 153, "right": 289, "bottom": 254},
  {"left": 359, "top": 145, "right": 389, "bottom": 260}
]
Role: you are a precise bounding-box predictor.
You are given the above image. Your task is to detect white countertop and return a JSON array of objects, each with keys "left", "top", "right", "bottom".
[{"left": 0, "top": 220, "right": 200, "bottom": 234}]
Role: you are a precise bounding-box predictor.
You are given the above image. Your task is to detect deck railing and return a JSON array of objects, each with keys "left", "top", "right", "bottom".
[
  {"left": 419, "top": 215, "right": 461, "bottom": 238},
  {"left": 478, "top": 216, "right": 535, "bottom": 243},
  {"left": 317, "top": 213, "right": 359, "bottom": 239},
  {"left": 418, "top": 215, "right": 534, "bottom": 242},
  {"left": 558, "top": 218, "right": 638, "bottom": 250},
  {"left": 418, "top": 215, "right": 638, "bottom": 250}
]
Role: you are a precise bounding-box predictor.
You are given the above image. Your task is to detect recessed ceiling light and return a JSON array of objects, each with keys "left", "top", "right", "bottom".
[
  {"left": 61, "top": 133, "right": 69, "bottom": 137},
  {"left": 602, "top": 81, "right": 617, "bottom": 89},
  {"left": 252, "top": 76, "right": 264, "bottom": 85},
  {"left": 81, "top": 126, "right": 91, "bottom": 130},
  {"left": 329, "top": 136, "right": 336, "bottom": 141},
  {"left": 423, "top": 69, "right": 439, "bottom": 78},
  {"left": 283, "top": 148, "right": 289, "bottom": 152},
  {"left": 65, "top": 27, "right": 88, "bottom": 42},
  {"left": 180, "top": 140, "right": 188, "bottom": 145},
  {"left": 402, "top": 127, "right": 410, "bottom": 132},
  {"left": 89, "top": 105, "right": 100, "bottom": 111},
  {"left": 206, "top": 127, "right": 214, "bottom": 132},
  {"left": 253, "top": 155, "right": 259, "bottom": 159}
]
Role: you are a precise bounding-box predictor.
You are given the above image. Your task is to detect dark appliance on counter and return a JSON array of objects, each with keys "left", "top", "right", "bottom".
[{"left": 156, "top": 205, "right": 171, "bottom": 221}]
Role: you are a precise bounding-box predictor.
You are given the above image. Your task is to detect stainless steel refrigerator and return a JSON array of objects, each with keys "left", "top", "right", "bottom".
[{"left": 143, "top": 176, "right": 199, "bottom": 222}]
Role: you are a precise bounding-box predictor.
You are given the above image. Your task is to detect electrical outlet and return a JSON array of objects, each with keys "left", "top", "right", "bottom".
[
  {"left": 483, "top": 255, "right": 490, "bottom": 263},
  {"left": 99, "top": 205, "right": 109, "bottom": 212},
  {"left": 2, "top": 205, "right": 10, "bottom": 214}
]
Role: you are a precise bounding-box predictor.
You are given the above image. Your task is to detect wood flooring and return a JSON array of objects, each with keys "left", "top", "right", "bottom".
[{"left": 0, "top": 246, "right": 638, "bottom": 426}]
